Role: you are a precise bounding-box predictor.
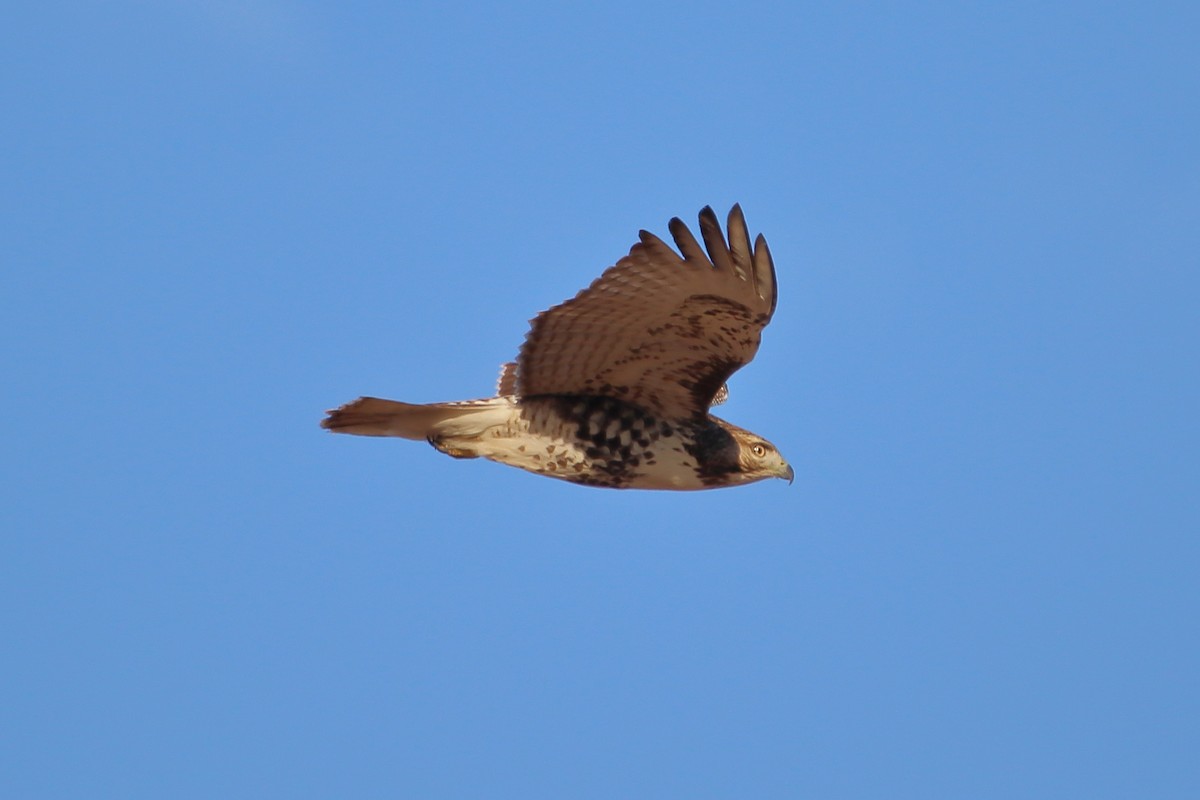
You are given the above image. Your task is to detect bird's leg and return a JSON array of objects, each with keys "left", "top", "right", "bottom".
[{"left": 427, "top": 436, "right": 480, "bottom": 459}]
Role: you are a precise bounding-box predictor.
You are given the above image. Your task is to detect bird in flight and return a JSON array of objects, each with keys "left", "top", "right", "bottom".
[{"left": 321, "top": 204, "right": 792, "bottom": 490}]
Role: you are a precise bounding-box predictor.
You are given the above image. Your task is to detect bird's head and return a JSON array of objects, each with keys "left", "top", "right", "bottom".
[
  {"left": 736, "top": 436, "right": 794, "bottom": 485},
  {"left": 717, "top": 421, "right": 793, "bottom": 485}
]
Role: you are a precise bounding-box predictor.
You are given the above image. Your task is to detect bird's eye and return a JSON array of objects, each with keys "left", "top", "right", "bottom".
[{"left": 751, "top": 444, "right": 767, "bottom": 458}]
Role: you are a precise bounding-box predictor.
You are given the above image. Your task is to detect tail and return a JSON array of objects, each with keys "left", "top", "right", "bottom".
[{"left": 320, "top": 396, "right": 511, "bottom": 439}]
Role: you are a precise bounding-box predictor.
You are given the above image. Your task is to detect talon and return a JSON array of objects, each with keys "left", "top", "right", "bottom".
[{"left": 427, "top": 436, "right": 480, "bottom": 459}]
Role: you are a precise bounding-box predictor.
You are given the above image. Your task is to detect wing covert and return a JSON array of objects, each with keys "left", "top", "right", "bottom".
[{"left": 514, "top": 205, "right": 777, "bottom": 418}]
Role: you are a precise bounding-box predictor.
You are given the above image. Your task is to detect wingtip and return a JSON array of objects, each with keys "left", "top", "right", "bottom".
[
  {"left": 752, "top": 231, "right": 777, "bottom": 312},
  {"left": 727, "top": 204, "right": 747, "bottom": 234}
]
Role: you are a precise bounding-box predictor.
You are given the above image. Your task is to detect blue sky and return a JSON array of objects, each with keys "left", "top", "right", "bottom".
[{"left": 3, "top": 2, "right": 1198, "bottom": 797}]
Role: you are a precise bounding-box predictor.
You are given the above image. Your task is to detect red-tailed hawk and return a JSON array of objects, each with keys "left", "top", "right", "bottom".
[{"left": 322, "top": 205, "right": 792, "bottom": 490}]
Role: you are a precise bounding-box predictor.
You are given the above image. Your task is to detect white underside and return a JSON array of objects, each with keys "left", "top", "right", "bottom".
[{"left": 429, "top": 397, "right": 710, "bottom": 490}]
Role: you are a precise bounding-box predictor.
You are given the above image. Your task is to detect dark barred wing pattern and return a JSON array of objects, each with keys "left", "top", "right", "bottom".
[{"left": 514, "top": 205, "right": 777, "bottom": 419}]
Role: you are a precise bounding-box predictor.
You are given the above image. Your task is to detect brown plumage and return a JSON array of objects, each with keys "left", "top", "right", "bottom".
[{"left": 322, "top": 205, "right": 792, "bottom": 490}]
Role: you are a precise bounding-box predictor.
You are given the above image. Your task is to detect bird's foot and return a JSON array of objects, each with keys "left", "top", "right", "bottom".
[{"left": 427, "top": 436, "right": 480, "bottom": 459}]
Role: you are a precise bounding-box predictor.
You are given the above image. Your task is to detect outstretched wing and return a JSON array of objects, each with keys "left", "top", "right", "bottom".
[{"left": 515, "top": 205, "right": 777, "bottom": 419}]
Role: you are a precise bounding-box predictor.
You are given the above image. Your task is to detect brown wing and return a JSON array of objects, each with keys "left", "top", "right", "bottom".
[
  {"left": 515, "top": 205, "right": 777, "bottom": 419},
  {"left": 495, "top": 361, "right": 519, "bottom": 396}
]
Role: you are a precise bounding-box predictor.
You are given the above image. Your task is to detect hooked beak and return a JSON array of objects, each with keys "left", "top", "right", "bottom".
[{"left": 779, "top": 463, "right": 795, "bottom": 485}]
